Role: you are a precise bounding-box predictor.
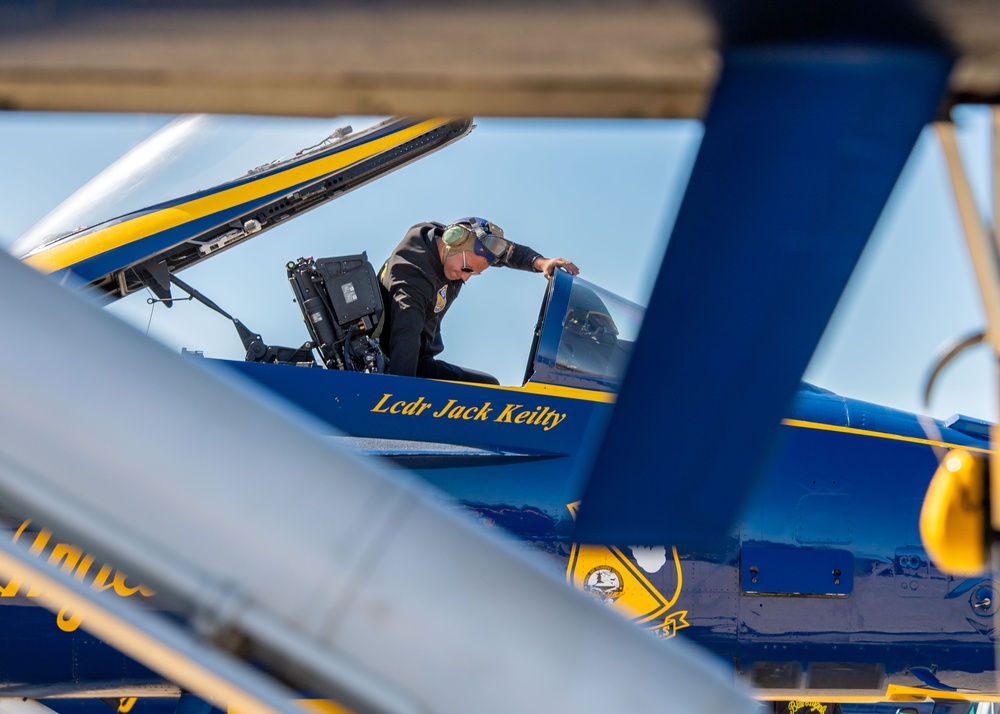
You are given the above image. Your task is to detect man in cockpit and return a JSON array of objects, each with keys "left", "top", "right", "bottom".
[{"left": 378, "top": 217, "right": 579, "bottom": 384}]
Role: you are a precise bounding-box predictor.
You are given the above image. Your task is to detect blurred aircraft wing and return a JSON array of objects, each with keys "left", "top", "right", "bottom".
[{"left": 0, "top": 249, "right": 758, "bottom": 714}]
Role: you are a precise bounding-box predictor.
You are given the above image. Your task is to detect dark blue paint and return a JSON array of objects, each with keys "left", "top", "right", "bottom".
[
  {"left": 574, "top": 45, "right": 953, "bottom": 549},
  {"left": 46, "top": 697, "right": 226, "bottom": 714},
  {"left": 742, "top": 547, "right": 853, "bottom": 596},
  {"left": 0, "top": 602, "right": 157, "bottom": 695},
  {"left": 910, "top": 667, "right": 960, "bottom": 692}
]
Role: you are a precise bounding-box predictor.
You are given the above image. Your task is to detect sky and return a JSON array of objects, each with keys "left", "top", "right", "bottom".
[{"left": 0, "top": 108, "right": 995, "bottom": 424}]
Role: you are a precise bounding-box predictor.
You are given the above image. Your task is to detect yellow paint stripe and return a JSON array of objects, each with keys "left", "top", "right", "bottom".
[
  {"left": 755, "top": 684, "right": 1000, "bottom": 704},
  {"left": 438, "top": 379, "right": 616, "bottom": 403},
  {"left": 25, "top": 118, "right": 455, "bottom": 274},
  {"left": 509, "top": 381, "right": 616, "bottom": 403},
  {"left": 231, "top": 700, "right": 355, "bottom": 714},
  {"left": 297, "top": 700, "right": 355, "bottom": 714},
  {"left": 782, "top": 418, "right": 996, "bottom": 455}
]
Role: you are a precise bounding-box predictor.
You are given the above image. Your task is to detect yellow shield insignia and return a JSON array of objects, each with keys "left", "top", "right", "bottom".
[{"left": 566, "top": 502, "right": 689, "bottom": 636}]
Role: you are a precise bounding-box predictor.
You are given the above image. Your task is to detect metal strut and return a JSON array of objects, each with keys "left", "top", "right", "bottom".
[{"left": 168, "top": 274, "right": 314, "bottom": 365}]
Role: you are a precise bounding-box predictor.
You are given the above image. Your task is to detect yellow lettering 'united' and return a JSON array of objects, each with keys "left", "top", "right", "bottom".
[{"left": 8, "top": 521, "right": 155, "bottom": 632}]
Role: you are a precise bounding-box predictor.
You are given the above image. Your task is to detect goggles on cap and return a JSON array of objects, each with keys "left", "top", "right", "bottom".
[{"left": 442, "top": 218, "right": 510, "bottom": 264}]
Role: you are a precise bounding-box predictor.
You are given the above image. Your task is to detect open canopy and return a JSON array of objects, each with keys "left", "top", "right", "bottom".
[{"left": 13, "top": 116, "right": 473, "bottom": 302}]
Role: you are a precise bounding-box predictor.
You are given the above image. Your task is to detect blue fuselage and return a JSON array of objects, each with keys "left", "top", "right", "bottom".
[{"left": 216, "top": 360, "right": 995, "bottom": 701}]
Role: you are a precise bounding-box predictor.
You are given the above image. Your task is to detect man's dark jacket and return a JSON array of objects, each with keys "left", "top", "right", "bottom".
[{"left": 378, "top": 221, "right": 541, "bottom": 379}]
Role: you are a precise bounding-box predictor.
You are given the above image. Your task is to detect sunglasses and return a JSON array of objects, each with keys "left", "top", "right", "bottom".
[{"left": 460, "top": 252, "right": 479, "bottom": 275}]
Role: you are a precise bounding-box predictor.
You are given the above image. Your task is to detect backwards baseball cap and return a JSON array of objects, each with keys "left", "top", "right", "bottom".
[{"left": 441, "top": 217, "right": 510, "bottom": 264}]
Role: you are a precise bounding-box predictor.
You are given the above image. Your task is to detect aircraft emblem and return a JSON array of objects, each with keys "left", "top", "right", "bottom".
[
  {"left": 582, "top": 565, "right": 623, "bottom": 603},
  {"left": 565, "top": 502, "right": 687, "bottom": 637}
]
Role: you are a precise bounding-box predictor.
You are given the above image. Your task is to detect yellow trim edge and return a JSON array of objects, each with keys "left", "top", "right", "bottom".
[
  {"left": 782, "top": 418, "right": 996, "bottom": 456},
  {"left": 433, "top": 379, "right": 616, "bottom": 404}
]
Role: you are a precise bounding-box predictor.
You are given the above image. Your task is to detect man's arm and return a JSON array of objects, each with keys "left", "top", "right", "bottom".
[
  {"left": 503, "top": 243, "right": 580, "bottom": 278},
  {"left": 531, "top": 256, "right": 580, "bottom": 278}
]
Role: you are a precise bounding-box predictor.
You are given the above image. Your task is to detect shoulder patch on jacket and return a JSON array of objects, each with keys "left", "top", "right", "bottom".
[{"left": 434, "top": 285, "right": 448, "bottom": 314}]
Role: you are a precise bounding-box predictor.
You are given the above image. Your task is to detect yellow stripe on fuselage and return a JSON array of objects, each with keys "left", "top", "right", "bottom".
[
  {"left": 435, "top": 379, "right": 617, "bottom": 404},
  {"left": 757, "top": 684, "right": 1000, "bottom": 704},
  {"left": 506, "top": 380, "right": 617, "bottom": 403},
  {"left": 25, "top": 118, "right": 455, "bottom": 275},
  {"left": 782, "top": 418, "right": 995, "bottom": 455}
]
